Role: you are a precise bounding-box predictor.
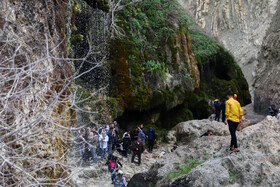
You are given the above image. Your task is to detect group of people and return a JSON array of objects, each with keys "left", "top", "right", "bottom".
[
  {"left": 75, "top": 90, "right": 246, "bottom": 185},
  {"left": 214, "top": 94, "right": 238, "bottom": 122},
  {"left": 215, "top": 91, "right": 280, "bottom": 154},
  {"left": 268, "top": 104, "right": 280, "bottom": 122},
  {"left": 213, "top": 91, "right": 243, "bottom": 153},
  {"left": 77, "top": 122, "right": 157, "bottom": 186}
]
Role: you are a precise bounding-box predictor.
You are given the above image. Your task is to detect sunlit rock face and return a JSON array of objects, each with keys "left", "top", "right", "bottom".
[
  {"left": 253, "top": 4, "right": 280, "bottom": 113},
  {"left": 178, "top": 0, "right": 279, "bottom": 101}
]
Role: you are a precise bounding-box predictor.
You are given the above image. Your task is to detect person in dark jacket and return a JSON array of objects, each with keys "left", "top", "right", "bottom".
[
  {"left": 98, "top": 125, "right": 108, "bottom": 134},
  {"left": 146, "top": 127, "right": 156, "bottom": 153},
  {"left": 137, "top": 128, "right": 146, "bottom": 145},
  {"left": 132, "top": 127, "right": 139, "bottom": 143},
  {"left": 131, "top": 138, "right": 144, "bottom": 166},
  {"left": 214, "top": 99, "right": 221, "bottom": 122},
  {"left": 220, "top": 99, "right": 226, "bottom": 122},
  {"left": 107, "top": 127, "right": 115, "bottom": 155},
  {"left": 122, "top": 134, "right": 131, "bottom": 157},
  {"left": 82, "top": 128, "right": 91, "bottom": 163}
]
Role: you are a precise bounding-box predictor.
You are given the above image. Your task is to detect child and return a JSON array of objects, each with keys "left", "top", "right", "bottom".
[
  {"left": 114, "top": 170, "right": 127, "bottom": 187},
  {"left": 200, "top": 130, "right": 212, "bottom": 137},
  {"left": 106, "top": 154, "right": 122, "bottom": 184},
  {"left": 170, "top": 142, "right": 178, "bottom": 152}
]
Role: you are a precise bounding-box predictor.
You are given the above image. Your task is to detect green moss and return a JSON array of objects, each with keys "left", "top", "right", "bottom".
[
  {"left": 167, "top": 159, "right": 205, "bottom": 180},
  {"left": 193, "top": 41, "right": 251, "bottom": 106},
  {"left": 189, "top": 29, "right": 221, "bottom": 63},
  {"left": 107, "top": 0, "right": 250, "bottom": 130},
  {"left": 186, "top": 12, "right": 251, "bottom": 106},
  {"left": 70, "top": 33, "right": 84, "bottom": 45},
  {"left": 106, "top": 97, "right": 118, "bottom": 119},
  {"left": 228, "top": 168, "right": 242, "bottom": 184},
  {"left": 168, "top": 36, "right": 179, "bottom": 66}
]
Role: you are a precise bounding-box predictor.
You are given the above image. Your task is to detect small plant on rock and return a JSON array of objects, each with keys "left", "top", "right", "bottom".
[
  {"left": 167, "top": 159, "right": 204, "bottom": 180},
  {"left": 228, "top": 168, "right": 242, "bottom": 184}
]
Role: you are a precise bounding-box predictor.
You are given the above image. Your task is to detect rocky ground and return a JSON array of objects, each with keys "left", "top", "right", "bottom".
[
  {"left": 70, "top": 143, "right": 171, "bottom": 187},
  {"left": 71, "top": 105, "right": 274, "bottom": 187},
  {"left": 128, "top": 116, "right": 280, "bottom": 187}
]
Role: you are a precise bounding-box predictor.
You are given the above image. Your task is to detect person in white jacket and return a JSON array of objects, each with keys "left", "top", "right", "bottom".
[{"left": 99, "top": 130, "right": 109, "bottom": 159}]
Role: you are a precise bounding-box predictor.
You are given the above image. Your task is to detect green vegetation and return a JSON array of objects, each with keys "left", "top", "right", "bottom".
[
  {"left": 115, "top": 0, "right": 191, "bottom": 77},
  {"left": 189, "top": 30, "right": 221, "bottom": 64},
  {"left": 228, "top": 168, "right": 242, "bottom": 184},
  {"left": 109, "top": 0, "right": 198, "bottom": 118},
  {"left": 168, "top": 159, "right": 205, "bottom": 180},
  {"left": 118, "top": 0, "right": 187, "bottom": 54},
  {"left": 186, "top": 16, "right": 251, "bottom": 106},
  {"left": 256, "top": 176, "right": 263, "bottom": 184},
  {"left": 70, "top": 33, "right": 84, "bottom": 45},
  {"left": 108, "top": 0, "right": 250, "bottom": 127}
]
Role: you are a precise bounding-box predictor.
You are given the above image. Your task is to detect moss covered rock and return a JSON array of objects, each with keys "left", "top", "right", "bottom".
[
  {"left": 107, "top": 0, "right": 251, "bottom": 130},
  {"left": 108, "top": 0, "right": 202, "bottom": 129},
  {"left": 73, "top": 0, "right": 251, "bottom": 131}
]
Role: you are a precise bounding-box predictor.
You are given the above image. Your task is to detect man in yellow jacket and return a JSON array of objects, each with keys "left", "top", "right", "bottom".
[{"left": 224, "top": 91, "right": 243, "bottom": 153}]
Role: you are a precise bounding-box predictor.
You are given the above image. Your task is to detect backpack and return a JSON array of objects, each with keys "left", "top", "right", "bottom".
[{"left": 109, "top": 159, "right": 116, "bottom": 168}]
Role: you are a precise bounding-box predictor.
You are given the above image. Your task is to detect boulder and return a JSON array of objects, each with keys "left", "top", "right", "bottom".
[
  {"left": 170, "top": 119, "right": 229, "bottom": 143},
  {"left": 129, "top": 116, "right": 280, "bottom": 186},
  {"left": 237, "top": 107, "right": 252, "bottom": 131},
  {"left": 127, "top": 173, "right": 150, "bottom": 187},
  {"left": 237, "top": 119, "right": 251, "bottom": 131},
  {"left": 166, "top": 130, "right": 177, "bottom": 143}
]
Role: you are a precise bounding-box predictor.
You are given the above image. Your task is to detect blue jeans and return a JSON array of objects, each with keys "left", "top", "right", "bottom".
[
  {"left": 90, "top": 146, "right": 97, "bottom": 164},
  {"left": 100, "top": 147, "right": 107, "bottom": 159},
  {"left": 108, "top": 143, "right": 113, "bottom": 156},
  {"left": 110, "top": 167, "right": 116, "bottom": 182}
]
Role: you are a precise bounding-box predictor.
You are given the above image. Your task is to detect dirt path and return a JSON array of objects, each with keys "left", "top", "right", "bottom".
[
  {"left": 71, "top": 145, "right": 169, "bottom": 187},
  {"left": 244, "top": 104, "right": 266, "bottom": 124}
]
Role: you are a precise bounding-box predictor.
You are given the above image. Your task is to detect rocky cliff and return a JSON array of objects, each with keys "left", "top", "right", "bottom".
[
  {"left": 71, "top": 0, "right": 250, "bottom": 130},
  {"left": 111, "top": 0, "right": 251, "bottom": 129},
  {"left": 0, "top": 0, "right": 75, "bottom": 185},
  {"left": 128, "top": 117, "right": 280, "bottom": 186},
  {"left": 179, "top": 0, "right": 279, "bottom": 103},
  {"left": 254, "top": 4, "right": 280, "bottom": 113}
]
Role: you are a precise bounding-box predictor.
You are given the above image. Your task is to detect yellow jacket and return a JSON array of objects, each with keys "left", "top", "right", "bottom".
[{"left": 225, "top": 98, "right": 243, "bottom": 122}]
